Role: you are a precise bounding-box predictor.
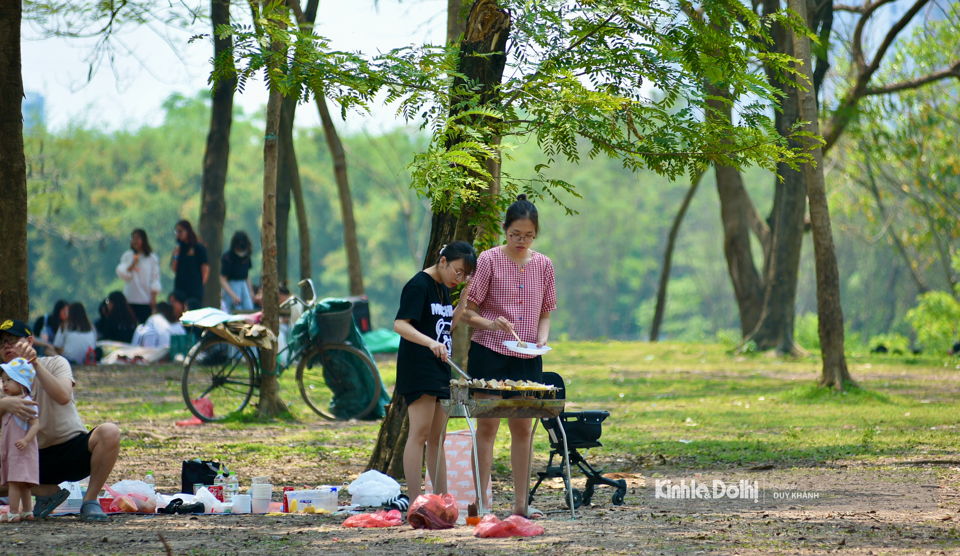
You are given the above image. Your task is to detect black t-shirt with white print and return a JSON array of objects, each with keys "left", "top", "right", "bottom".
[{"left": 395, "top": 271, "right": 453, "bottom": 397}]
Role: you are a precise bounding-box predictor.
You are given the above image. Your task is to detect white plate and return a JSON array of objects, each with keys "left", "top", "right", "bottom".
[{"left": 503, "top": 340, "right": 552, "bottom": 356}]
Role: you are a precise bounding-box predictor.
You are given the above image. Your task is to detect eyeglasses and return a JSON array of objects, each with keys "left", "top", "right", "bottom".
[
  {"left": 174, "top": 229, "right": 183, "bottom": 236},
  {"left": 508, "top": 233, "right": 536, "bottom": 244},
  {"left": 0, "top": 336, "right": 21, "bottom": 346}
]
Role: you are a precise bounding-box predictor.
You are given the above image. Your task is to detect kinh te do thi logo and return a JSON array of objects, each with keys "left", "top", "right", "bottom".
[{"left": 655, "top": 479, "right": 760, "bottom": 503}]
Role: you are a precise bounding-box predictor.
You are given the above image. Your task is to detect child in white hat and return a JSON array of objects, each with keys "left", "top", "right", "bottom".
[{"left": 0, "top": 358, "right": 40, "bottom": 522}]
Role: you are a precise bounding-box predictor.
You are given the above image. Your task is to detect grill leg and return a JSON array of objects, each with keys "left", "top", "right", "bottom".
[
  {"left": 556, "top": 417, "right": 577, "bottom": 520},
  {"left": 464, "top": 411, "right": 484, "bottom": 516}
]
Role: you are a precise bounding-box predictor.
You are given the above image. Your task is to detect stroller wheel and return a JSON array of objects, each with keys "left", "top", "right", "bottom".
[
  {"left": 565, "top": 488, "right": 583, "bottom": 509},
  {"left": 582, "top": 484, "right": 595, "bottom": 506},
  {"left": 612, "top": 480, "right": 627, "bottom": 506}
]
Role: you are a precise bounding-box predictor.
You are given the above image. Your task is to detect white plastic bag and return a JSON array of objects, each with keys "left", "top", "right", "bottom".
[
  {"left": 194, "top": 487, "right": 224, "bottom": 513},
  {"left": 347, "top": 470, "right": 401, "bottom": 507}
]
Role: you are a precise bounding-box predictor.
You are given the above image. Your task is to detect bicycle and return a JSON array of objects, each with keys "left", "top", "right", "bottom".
[{"left": 181, "top": 279, "right": 383, "bottom": 422}]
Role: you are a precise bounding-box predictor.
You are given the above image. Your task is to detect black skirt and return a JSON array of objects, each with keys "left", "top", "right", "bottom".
[{"left": 467, "top": 341, "right": 543, "bottom": 384}]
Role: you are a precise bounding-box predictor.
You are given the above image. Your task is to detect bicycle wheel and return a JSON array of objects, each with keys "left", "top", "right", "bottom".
[
  {"left": 182, "top": 334, "right": 256, "bottom": 422},
  {"left": 296, "top": 343, "right": 382, "bottom": 420}
]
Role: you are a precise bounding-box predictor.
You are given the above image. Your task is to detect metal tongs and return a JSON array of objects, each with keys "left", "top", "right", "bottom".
[{"left": 448, "top": 359, "right": 471, "bottom": 380}]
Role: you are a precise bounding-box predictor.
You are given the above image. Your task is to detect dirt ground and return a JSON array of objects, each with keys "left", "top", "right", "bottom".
[{"left": 6, "top": 365, "right": 960, "bottom": 555}]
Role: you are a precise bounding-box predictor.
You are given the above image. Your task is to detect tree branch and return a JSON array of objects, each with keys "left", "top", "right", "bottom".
[{"left": 864, "top": 63, "right": 960, "bottom": 95}]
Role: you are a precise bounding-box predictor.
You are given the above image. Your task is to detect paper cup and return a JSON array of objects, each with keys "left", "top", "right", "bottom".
[
  {"left": 251, "top": 497, "right": 271, "bottom": 514},
  {"left": 231, "top": 494, "right": 251, "bottom": 514}
]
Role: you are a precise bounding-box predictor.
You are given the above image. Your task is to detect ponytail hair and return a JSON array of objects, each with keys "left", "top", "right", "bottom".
[
  {"left": 437, "top": 240, "right": 478, "bottom": 275},
  {"left": 504, "top": 193, "right": 539, "bottom": 234}
]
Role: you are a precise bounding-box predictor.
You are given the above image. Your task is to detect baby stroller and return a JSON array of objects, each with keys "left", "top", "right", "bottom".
[{"left": 528, "top": 372, "right": 628, "bottom": 509}]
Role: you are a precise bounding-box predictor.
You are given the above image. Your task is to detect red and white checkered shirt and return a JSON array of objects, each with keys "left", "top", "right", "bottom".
[{"left": 468, "top": 246, "right": 557, "bottom": 358}]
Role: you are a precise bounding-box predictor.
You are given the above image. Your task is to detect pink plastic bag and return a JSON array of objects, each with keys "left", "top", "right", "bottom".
[
  {"left": 474, "top": 514, "right": 544, "bottom": 538},
  {"left": 408, "top": 493, "right": 458, "bottom": 530},
  {"left": 343, "top": 509, "right": 403, "bottom": 528}
]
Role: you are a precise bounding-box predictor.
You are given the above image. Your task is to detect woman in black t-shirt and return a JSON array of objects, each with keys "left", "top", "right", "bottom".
[
  {"left": 170, "top": 220, "right": 209, "bottom": 304},
  {"left": 393, "top": 241, "right": 476, "bottom": 506},
  {"left": 220, "top": 231, "right": 255, "bottom": 313}
]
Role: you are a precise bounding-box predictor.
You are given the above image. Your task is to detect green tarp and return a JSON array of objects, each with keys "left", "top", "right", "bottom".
[
  {"left": 284, "top": 299, "right": 390, "bottom": 419},
  {"left": 361, "top": 328, "right": 401, "bottom": 354}
]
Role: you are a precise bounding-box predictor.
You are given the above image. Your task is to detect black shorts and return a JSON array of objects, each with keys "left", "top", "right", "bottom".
[
  {"left": 467, "top": 342, "right": 543, "bottom": 392},
  {"left": 38, "top": 429, "right": 95, "bottom": 485},
  {"left": 403, "top": 389, "right": 449, "bottom": 407}
]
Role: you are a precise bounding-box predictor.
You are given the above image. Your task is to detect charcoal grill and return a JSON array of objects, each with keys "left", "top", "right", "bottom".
[{"left": 438, "top": 361, "right": 578, "bottom": 518}]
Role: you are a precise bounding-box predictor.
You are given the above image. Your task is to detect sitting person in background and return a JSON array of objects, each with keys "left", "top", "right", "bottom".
[
  {"left": 0, "top": 320, "right": 119, "bottom": 522},
  {"left": 168, "top": 291, "right": 187, "bottom": 321},
  {"left": 31, "top": 300, "right": 68, "bottom": 357},
  {"left": 116, "top": 229, "right": 162, "bottom": 324},
  {"left": 131, "top": 302, "right": 186, "bottom": 348},
  {"left": 94, "top": 292, "right": 138, "bottom": 344},
  {"left": 220, "top": 231, "right": 255, "bottom": 313},
  {"left": 53, "top": 303, "right": 98, "bottom": 365}
]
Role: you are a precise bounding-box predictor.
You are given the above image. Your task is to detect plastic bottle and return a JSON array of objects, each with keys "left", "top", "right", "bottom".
[
  {"left": 143, "top": 471, "right": 155, "bottom": 493},
  {"left": 225, "top": 471, "right": 239, "bottom": 502}
]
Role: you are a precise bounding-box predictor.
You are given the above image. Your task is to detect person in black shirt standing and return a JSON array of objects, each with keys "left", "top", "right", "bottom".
[
  {"left": 392, "top": 241, "right": 476, "bottom": 509},
  {"left": 170, "top": 220, "right": 209, "bottom": 305},
  {"left": 219, "top": 231, "right": 255, "bottom": 313}
]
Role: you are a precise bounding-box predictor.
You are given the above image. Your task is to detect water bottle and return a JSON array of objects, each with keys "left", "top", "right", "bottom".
[
  {"left": 226, "top": 471, "right": 239, "bottom": 502},
  {"left": 214, "top": 469, "right": 226, "bottom": 503},
  {"left": 143, "top": 471, "right": 155, "bottom": 493}
]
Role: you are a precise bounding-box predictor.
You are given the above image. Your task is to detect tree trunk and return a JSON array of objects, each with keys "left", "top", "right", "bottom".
[
  {"left": 276, "top": 95, "right": 297, "bottom": 285},
  {"left": 790, "top": 0, "right": 852, "bottom": 389},
  {"left": 257, "top": 20, "right": 287, "bottom": 416},
  {"left": 291, "top": 144, "right": 312, "bottom": 300},
  {"left": 650, "top": 170, "right": 703, "bottom": 341},
  {"left": 0, "top": 0, "right": 29, "bottom": 321},
  {"left": 198, "top": 0, "right": 235, "bottom": 309},
  {"left": 367, "top": 0, "right": 508, "bottom": 477},
  {"left": 315, "top": 95, "right": 363, "bottom": 295}
]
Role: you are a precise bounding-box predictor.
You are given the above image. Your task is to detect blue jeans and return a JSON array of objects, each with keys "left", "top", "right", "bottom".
[{"left": 221, "top": 280, "right": 254, "bottom": 313}]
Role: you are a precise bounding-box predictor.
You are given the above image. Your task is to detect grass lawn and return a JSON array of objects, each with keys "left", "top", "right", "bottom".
[{"left": 79, "top": 340, "right": 960, "bottom": 481}]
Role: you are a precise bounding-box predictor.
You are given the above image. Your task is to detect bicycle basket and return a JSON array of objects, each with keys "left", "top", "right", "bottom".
[{"left": 315, "top": 301, "right": 355, "bottom": 343}]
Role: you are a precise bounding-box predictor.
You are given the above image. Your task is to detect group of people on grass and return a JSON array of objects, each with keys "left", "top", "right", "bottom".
[
  {"left": 32, "top": 221, "right": 258, "bottom": 364},
  {"left": 394, "top": 194, "right": 556, "bottom": 519},
  {"left": 0, "top": 194, "right": 552, "bottom": 525}
]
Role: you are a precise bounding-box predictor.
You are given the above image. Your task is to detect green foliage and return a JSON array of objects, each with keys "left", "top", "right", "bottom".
[
  {"left": 214, "top": 0, "right": 808, "bottom": 251},
  {"left": 867, "top": 333, "right": 910, "bottom": 355},
  {"left": 905, "top": 291, "right": 960, "bottom": 351},
  {"left": 795, "top": 312, "right": 820, "bottom": 351}
]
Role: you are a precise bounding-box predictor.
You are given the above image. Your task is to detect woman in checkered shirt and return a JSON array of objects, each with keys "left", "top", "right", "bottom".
[{"left": 463, "top": 194, "right": 557, "bottom": 518}]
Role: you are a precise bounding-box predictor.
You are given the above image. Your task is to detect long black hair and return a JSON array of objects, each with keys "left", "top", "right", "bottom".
[
  {"left": 176, "top": 220, "right": 199, "bottom": 245},
  {"left": 106, "top": 291, "right": 138, "bottom": 329},
  {"left": 228, "top": 231, "right": 252, "bottom": 263},
  {"left": 503, "top": 193, "right": 539, "bottom": 234},
  {"left": 131, "top": 228, "right": 153, "bottom": 257},
  {"left": 437, "top": 240, "right": 478, "bottom": 275},
  {"left": 67, "top": 302, "right": 93, "bottom": 333}
]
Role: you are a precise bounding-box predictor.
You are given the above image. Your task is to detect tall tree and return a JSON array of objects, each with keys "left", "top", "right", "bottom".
[
  {"left": 253, "top": 3, "right": 287, "bottom": 418},
  {"left": 0, "top": 0, "right": 29, "bottom": 321},
  {"left": 650, "top": 170, "right": 704, "bottom": 341},
  {"left": 367, "top": 0, "right": 507, "bottom": 478},
  {"left": 198, "top": 0, "right": 236, "bottom": 309},
  {"left": 276, "top": 94, "right": 296, "bottom": 285},
  {"left": 714, "top": 0, "right": 959, "bottom": 357},
  {"left": 789, "top": 0, "right": 852, "bottom": 389}
]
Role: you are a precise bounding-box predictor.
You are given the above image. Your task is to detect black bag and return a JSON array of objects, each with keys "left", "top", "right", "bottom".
[{"left": 181, "top": 460, "right": 228, "bottom": 494}]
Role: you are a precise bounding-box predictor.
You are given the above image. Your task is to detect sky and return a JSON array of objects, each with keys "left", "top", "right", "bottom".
[{"left": 22, "top": 1, "right": 447, "bottom": 132}]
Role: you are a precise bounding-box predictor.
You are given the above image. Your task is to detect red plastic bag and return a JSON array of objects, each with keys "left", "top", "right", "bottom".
[
  {"left": 408, "top": 493, "right": 458, "bottom": 529},
  {"left": 474, "top": 514, "right": 544, "bottom": 538},
  {"left": 343, "top": 509, "right": 403, "bottom": 528}
]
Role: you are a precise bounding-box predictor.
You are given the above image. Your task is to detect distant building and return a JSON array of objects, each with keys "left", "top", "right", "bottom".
[{"left": 23, "top": 92, "right": 44, "bottom": 130}]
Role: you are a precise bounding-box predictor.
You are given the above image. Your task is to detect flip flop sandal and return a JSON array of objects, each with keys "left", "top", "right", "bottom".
[
  {"left": 0, "top": 512, "right": 11, "bottom": 523},
  {"left": 79, "top": 500, "right": 110, "bottom": 522},
  {"left": 19, "top": 511, "right": 34, "bottom": 521},
  {"left": 517, "top": 506, "right": 544, "bottom": 520}
]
